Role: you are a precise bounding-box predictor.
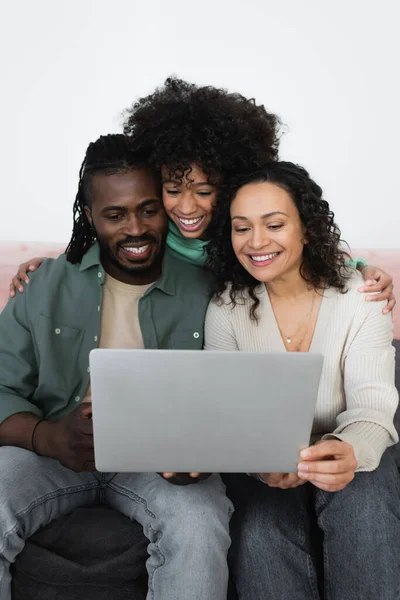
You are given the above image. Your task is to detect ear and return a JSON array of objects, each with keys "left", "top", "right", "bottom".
[
  {"left": 84, "top": 205, "right": 93, "bottom": 227},
  {"left": 301, "top": 226, "right": 309, "bottom": 245}
]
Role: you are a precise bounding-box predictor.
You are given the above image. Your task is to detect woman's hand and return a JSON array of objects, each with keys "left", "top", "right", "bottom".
[
  {"left": 358, "top": 265, "right": 395, "bottom": 314},
  {"left": 297, "top": 440, "right": 357, "bottom": 492},
  {"left": 9, "top": 257, "right": 45, "bottom": 297},
  {"left": 258, "top": 472, "right": 307, "bottom": 489}
]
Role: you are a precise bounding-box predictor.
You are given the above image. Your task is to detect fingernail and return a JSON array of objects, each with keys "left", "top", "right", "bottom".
[
  {"left": 18, "top": 287, "right": 23, "bottom": 293},
  {"left": 383, "top": 309, "right": 389, "bottom": 314},
  {"left": 25, "top": 279, "right": 29, "bottom": 284},
  {"left": 297, "top": 471, "right": 309, "bottom": 479},
  {"left": 365, "top": 280, "right": 373, "bottom": 285},
  {"left": 298, "top": 463, "right": 308, "bottom": 471},
  {"left": 29, "top": 266, "right": 36, "bottom": 271},
  {"left": 300, "top": 449, "right": 310, "bottom": 458},
  {"left": 365, "top": 296, "right": 372, "bottom": 301},
  {"left": 358, "top": 286, "right": 365, "bottom": 292}
]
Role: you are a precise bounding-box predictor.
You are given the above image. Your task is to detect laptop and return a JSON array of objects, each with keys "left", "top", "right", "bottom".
[{"left": 90, "top": 349, "right": 323, "bottom": 473}]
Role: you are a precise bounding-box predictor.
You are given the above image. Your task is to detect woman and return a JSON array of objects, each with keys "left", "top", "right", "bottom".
[
  {"left": 204, "top": 161, "right": 400, "bottom": 599},
  {"left": 9, "top": 78, "right": 396, "bottom": 310}
]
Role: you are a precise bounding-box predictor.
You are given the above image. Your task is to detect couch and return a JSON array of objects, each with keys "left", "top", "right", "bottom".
[{"left": 0, "top": 241, "right": 399, "bottom": 599}]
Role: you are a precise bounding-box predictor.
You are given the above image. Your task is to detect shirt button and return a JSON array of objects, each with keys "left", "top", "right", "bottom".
[
  {"left": 74, "top": 396, "right": 80, "bottom": 403},
  {"left": 98, "top": 272, "right": 102, "bottom": 278},
  {"left": 94, "top": 336, "right": 98, "bottom": 342},
  {"left": 87, "top": 366, "right": 90, "bottom": 373},
  {"left": 193, "top": 332, "right": 200, "bottom": 339},
  {"left": 55, "top": 328, "right": 61, "bottom": 335},
  {"left": 97, "top": 305, "right": 101, "bottom": 312}
]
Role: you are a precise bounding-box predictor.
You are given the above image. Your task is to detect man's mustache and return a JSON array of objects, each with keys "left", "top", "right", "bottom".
[{"left": 118, "top": 235, "right": 156, "bottom": 247}]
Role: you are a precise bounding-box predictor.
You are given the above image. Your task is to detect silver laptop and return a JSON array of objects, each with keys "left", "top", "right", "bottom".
[{"left": 90, "top": 349, "right": 323, "bottom": 473}]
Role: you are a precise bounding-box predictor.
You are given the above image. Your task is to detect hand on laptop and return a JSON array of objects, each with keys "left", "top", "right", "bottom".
[
  {"left": 258, "top": 473, "right": 306, "bottom": 489},
  {"left": 34, "top": 403, "right": 95, "bottom": 472},
  {"left": 297, "top": 440, "right": 357, "bottom": 492},
  {"left": 160, "top": 473, "right": 212, "bottom": 486}
]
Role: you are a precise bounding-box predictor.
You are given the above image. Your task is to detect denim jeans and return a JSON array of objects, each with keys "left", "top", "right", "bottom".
[
  {"left": 0, "top": 446, "right": 233, "bottom": 600},
  {"left": 225, "top": 450, "right": 400, "bottom": 600}
]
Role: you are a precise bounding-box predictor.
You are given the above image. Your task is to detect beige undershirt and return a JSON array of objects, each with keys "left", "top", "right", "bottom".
[{"left": 83, "top": 274, "right": 152, "bottom": 402}]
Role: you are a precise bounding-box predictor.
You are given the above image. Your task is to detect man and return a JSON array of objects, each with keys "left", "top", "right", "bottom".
[{"left": 0, "top": 134, "right": 232, "bottom": 600}]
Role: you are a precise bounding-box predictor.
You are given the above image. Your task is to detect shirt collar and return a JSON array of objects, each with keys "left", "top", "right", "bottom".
[
  {"left": 146, "top": 249, "right": 176, "bottom": 296},
  {"left": 79, "top": 243, "right": 177, "bottom": 296},
  {"left": 79, "top": 243, "right": 102, "bottom": 272}
]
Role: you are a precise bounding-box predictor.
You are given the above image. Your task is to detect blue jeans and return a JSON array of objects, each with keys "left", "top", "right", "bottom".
[
  {"left": 225, "top": 450, "right": 400, "bottom": 600},
  {"left": 0, "top": 447, "right": 233, "bottom": 600}
]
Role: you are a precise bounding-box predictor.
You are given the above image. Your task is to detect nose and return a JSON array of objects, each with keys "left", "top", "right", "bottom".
[
  {"left": 121, "top": 214, "right": 147, "bottom": 238},
  {"left": 249, "top": 226, "right": 271, "bottom": 250},
  {"left": 176, "top": 190, "right": 198, "bottom": 215}
]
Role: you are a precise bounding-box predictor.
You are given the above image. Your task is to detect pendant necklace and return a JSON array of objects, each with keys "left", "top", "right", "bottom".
[{"left": 281, "top": 292, "right": 316, "bottom": 344}]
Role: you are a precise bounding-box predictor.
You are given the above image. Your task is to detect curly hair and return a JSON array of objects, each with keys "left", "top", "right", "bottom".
[
  {"left": 206, "top": 162, "right": 351, "bottom": 320},
  {"left": 123, "top": 77, "right": 281, "bottom": 183},
  {"left": 66, "top": 134, "right": 152, "bottom": 264}
]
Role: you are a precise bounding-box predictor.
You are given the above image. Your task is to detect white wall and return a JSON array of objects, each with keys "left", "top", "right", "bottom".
[{"left": 1, "top": 0, "right": 399, "bottom": 247}]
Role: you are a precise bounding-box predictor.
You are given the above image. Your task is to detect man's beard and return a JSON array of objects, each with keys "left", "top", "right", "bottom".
[{"left": 96, "top": 231, "right": 166, "bottom": 275}]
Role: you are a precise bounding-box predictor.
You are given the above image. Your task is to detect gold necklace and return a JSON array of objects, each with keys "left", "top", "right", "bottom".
[{"left": 280, "top": 292, "right": 316, "bottom": 344}]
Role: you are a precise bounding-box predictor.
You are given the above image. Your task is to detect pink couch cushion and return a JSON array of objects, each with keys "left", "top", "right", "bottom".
[
  {"left": 0, "top": 241, "right": 65, "bottom": 311},
  {"left": 0, "top": 242, "right": 399, "bottom": 338}
]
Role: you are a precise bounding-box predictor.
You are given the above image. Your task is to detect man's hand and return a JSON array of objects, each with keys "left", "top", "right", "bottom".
[
  {"left": 297, "top": 440, "right": 357, "bottom": 492},
  {"left": 35, "top": 404, "right": 95, "bottom": 472},
  {"left": 358, "top": 265, "right": 395, "bottom": 314},
  {"left": 160, "top": 472, "right": 211, "bottom": 486},
  {"left": 258, "top": 472, "right": 306, "bottom": 489}
]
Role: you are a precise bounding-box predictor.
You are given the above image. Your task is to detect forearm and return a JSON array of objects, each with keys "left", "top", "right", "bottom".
[
  {"left": 323, "top": 421, "right": 394, "bottom": 471},
  {"left": 0, "top": 412, "right": 56, "bottom": 459},
  {"left": 0, "top": 412, "right": 41, "bottom": 450}
]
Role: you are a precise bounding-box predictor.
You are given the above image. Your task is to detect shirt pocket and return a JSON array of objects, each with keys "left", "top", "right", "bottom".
[
  {"left": 169, "top": 328, "right": 204, "bottom": 349},
  {"left": 34, "top": 314, "right": 84, "bottom": 392}
]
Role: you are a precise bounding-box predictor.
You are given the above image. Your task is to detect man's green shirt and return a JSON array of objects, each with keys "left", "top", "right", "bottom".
[{"left": 0, "top": 244, "right": 211, "bottom": 424}]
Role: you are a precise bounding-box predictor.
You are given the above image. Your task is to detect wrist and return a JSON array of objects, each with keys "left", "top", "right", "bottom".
[{"left": 34, "top": 420, "right": 56, "bottom": 457}]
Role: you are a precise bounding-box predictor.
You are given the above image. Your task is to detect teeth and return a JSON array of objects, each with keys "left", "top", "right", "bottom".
[
  {"left": 124, "top": 245, "right": 149, "bottom": 254},
  {"left": 251, "top": 252, "right": 279, "bottom": 262},
  {"left": 178, "top": 217, "right": 203, "bottom": 226}
]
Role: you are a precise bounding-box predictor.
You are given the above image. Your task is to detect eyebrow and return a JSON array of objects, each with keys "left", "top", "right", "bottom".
[
  {"left": 231, "top": 211, "right": 288, "bottom": 221},
  {"left": 100, "top": 199, "right": 161, "bottom": 213},
  {"left": 162, "top": 180, "right": 214, "bottom": 187}
]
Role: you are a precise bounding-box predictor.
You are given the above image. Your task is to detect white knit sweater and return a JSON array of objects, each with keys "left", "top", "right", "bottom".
[{"left": 204, "top": 272, "right": 399, "bottom": 471}]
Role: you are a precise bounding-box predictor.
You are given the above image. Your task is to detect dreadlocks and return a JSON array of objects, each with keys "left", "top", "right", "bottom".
[{"left": 65, "top": 134, "right": 151, "bottom": 264}]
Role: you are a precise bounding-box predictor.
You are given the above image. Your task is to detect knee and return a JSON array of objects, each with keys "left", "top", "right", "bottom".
[
  {"left": 182, "top": 490, "right": 232, "bottom": 532},
  {"left": 318, "top": 460, "right": 400, "bottom": 532},
  {"left": 161, "top": 479, "right": 233, "bottom": 550}
]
